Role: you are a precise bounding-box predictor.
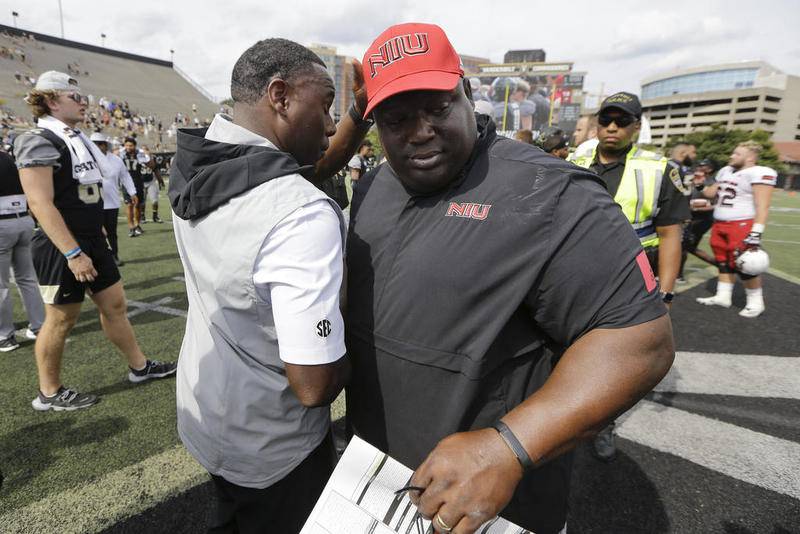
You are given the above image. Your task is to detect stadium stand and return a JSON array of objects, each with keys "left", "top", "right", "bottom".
[{"left": 0, "top": 24, "right": 219, "bottom": 150}]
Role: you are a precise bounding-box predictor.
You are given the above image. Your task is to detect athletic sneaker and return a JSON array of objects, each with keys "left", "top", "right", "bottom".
[
  {"left": 134, "top": 225, "right": 144, "bottom": 236},
  {"left": 32, "top": 386, "right": 98, "bottom": 411},
  {"left": 24, "top": 328, "right": 39, "bottom": 340},
  {"left": 128, "top": 359, "right": 178, "bottom": 383},
  {"left": 141, "top": 216, "right": 148, "bottom": 224},
  {"left": 0, "top": 336, "right": 19, "bottom": 352},
  {"left": 128, "top": 228, "right": 137, "bottom": 238},
  {"left": 739, "top": 305, "right": 765, "bottom": 318},
  {"left": 153, "top": 214, "right": 163, "bottom": 223},
  {"left": 695, "top": 295, "right": 732, "bottom": 308}
]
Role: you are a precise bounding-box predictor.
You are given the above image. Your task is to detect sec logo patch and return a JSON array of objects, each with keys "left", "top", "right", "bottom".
[{"left": 316, "top": 319, "right": 332, "bottom": 338}]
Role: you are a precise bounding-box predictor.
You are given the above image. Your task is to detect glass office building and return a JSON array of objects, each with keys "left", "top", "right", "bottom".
[
  {"left": 642, "top": 68, "right": 758, "bottom": 99},
  {"left": 639, "top": 62, "right": 800, "bottom": 147}
]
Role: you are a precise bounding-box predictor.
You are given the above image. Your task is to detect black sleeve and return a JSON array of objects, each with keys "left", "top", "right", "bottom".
[
  {"left": 654, "top": 162, "right": 691, "bottom": 227},
  {"left": 525, "top": 173, "right": 667, "bottom": 346}
]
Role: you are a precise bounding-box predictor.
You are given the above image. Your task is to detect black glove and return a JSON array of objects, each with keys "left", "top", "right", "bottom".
[{"left": 743, "top": 231, "right": 761, "bottom": 248}]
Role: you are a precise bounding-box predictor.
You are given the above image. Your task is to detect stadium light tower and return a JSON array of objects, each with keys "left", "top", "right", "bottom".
[
  {"left": 57, "top": 0, "right": 64, "bottom": 38},
  {"left": 101, "top": 33, "right": 106, "bottom": 47},
  {"left": 11, "top": 11, "right": 18, "bottom": 28},
  {"left": 170, "top": 48, "right": 174, "bottom": 62}
]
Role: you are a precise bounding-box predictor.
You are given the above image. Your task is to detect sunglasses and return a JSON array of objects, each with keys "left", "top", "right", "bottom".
[
  {"left": 62, "top": 91, "right": 88, "bottom": 105},
  {"left": 598, "top": 113, "right": 637, "bottom": 128}
]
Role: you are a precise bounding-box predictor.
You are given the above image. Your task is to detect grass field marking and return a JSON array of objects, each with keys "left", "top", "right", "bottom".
[
  {"left": 770, "top": 207, "right": 800, "bottom": 213},
  {"left": 0, "top": 445, "right": 208, "bottom": 534},
  {"left": 172, "top": 276, "right": 185, "bottom": 282},
  {"left": 767, "top": 223, "right": 800, "bottom": 228},
  {"left": 764, "top": 239, "right": 800, "bottom": 245},
  {"left": 126, "top": 296, "right": 175, "bottom": 318},
  {"left": 127, "top": 298, "right": 187, "bottom": 318},
  {"left": 674, "top": 264, "right": 718, "bottom": 295}
]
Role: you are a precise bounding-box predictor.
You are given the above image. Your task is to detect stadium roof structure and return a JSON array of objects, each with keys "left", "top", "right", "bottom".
[
  {"left": 0, "top": 23, "right": 219, "bottom": 142},
  {"left": 0, "top": 23, "right": 173, "bottom": 67}
]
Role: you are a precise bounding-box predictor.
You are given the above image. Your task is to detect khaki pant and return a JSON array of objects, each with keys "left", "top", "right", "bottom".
[{"left": 0, "top": 215, "right": 44, "bottom": 339}]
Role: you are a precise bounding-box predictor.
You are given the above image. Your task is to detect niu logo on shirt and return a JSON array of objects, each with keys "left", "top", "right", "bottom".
[
  {"left": 368, "top": 33, "right": 430, "bottom": 78},
  {"left": 635, "top": 250, "right": 657, "bottom": 293},
  {"left": 316, "top": 319, "right": 332, "bottom": 338},
  {"left": 445, "top": 202, "right": 492, "bottom": 221}
]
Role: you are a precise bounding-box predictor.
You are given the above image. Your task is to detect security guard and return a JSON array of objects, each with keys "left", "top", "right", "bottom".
[{"left": 572, "top": 92, "right": 689, "bottom": 461}]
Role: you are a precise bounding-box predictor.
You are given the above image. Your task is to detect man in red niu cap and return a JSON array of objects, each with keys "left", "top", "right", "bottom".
[{"left": 345, "top": 23, "right": 675, "bottom": 534}]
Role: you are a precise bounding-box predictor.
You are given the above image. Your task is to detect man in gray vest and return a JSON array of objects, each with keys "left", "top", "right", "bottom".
[
  {"left": 169, "top": 39, "right": 371, "bottom": 533},
  {"left": 346, "top": 23, "right": 675, "bottom": 534}
]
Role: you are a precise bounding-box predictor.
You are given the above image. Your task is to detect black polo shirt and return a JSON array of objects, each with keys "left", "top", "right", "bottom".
[
  {"left": 0, "top": 150, "right": 23, "bottom": 197},
  {"left": 345, "top": 118, "right": 666, "bottom": 534},
  {"left": 589, "top": 149, "right": 690, "bottom": 227}
]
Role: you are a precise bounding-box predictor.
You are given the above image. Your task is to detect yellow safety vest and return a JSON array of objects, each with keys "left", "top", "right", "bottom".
[{"left": 573, "top": 145, "right": 666, "bottom": 249}]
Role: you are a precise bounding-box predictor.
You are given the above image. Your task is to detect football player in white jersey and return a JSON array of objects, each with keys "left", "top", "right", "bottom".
[{"left": 696, "top": 141, "right": 776, "bottom": 317}]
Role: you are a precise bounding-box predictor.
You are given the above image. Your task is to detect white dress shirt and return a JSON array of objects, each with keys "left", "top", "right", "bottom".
[{"left": 204, "top": 114, "right": 345, "bottom": 364}]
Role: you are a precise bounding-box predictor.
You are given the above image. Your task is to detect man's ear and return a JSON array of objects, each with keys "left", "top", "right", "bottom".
[
  {"left": 266, "top": 78, "right": 290, "bottom": 116},
  {"left": 46, "top": 96, "right": 60, "bottom": 114},
  {"left": 462, "top": 78, "right": 474, "bottom": 103}
]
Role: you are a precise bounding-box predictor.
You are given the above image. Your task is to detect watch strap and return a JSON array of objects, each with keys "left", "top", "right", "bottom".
[{"left": 492, "top": 420, "right": 535, "bottom": 470}]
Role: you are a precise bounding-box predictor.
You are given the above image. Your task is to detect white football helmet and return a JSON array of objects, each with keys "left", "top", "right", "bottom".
[{"left": 736, "top": 248, "right": 770, "bottom": 276}]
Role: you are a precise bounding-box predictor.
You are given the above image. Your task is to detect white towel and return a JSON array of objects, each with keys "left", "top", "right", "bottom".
[{"left": 36, "top": 115, "right": 112, "bottom": 185}]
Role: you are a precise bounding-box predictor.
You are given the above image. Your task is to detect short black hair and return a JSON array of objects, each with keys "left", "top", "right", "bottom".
[
  {"left": 231, "top": 38, "right": 326, "bottom": 104},
  {"left": 124, "top": 136, "right": 136, "bottom": 145},
  {"left": 359, "top": 140, "right": 372, "bottom": 150}
]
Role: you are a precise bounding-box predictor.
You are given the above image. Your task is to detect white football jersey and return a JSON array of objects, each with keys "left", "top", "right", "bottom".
[{"left": 713, "top": 165, "right": 776, "bottom": 221}]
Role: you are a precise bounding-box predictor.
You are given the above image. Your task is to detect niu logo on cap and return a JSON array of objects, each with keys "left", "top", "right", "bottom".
[
  {"left": 445, "top": 202, "right": 491, "bottom": 221},
  {"left": 368, "top": 33, "right": 430, "bottom": 78}
]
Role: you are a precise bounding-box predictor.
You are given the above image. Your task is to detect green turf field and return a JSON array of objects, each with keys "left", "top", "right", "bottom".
[
  {"left": 683, "top": 189, "right": 800, "bottom": 281},
  {"left": 0, "top": 188, "right": 798, "bottom": 533}
]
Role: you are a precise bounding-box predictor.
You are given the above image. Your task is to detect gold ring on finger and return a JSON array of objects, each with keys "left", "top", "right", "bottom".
[{"left": 435, "top": 513, "right": 453, "bottom": 533}]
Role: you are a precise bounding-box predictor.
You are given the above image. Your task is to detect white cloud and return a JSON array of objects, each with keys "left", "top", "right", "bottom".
[{"left": 4, "top": 0, "right": 799, "bottom": 100}]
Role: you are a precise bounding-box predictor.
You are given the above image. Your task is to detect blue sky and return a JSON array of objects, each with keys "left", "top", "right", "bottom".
[{"left": 5, "top": 0, "right": 799, "bottom": 101}]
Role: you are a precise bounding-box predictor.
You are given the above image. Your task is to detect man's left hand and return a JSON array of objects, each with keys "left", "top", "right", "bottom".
[
  {"left": 743, "top": 231, "right": 762, "bottom": 249},
  {"left": 409, "top": 428, "right": 523, "bottom": 533},
  {"left": 351, "top": 59, "right": 368, "bottom": 120}
]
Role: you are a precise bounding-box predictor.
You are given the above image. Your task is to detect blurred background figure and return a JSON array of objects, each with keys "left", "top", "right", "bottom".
[
  {"left": 514, "top": 129, "right": 534, "bottom": 144},
  {"left": 491, "top": 77, "right": 535, "bottom": 131},
  {"left": 535, "top": 126, "right": 570, "bottom": 159}
]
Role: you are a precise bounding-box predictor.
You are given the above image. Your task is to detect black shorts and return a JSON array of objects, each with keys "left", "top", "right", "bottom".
[
  {"left": 123, "top": 181, "right": 145, "bottom": 204},
  {"left": 32, "top": 231, "right": 121, "bottom": 304}
]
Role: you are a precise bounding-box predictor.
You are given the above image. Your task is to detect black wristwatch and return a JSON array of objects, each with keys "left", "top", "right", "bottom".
[
  {"left": 348, "top": 102, "right": 374, "bottom": 127},
  {"left": 661, "top": 291, "right": 674, "bottom": 304}
]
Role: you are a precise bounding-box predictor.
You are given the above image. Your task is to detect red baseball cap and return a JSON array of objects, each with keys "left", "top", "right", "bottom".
[{"left": 362, "top": 23, "right": 463, "bottom": 118}]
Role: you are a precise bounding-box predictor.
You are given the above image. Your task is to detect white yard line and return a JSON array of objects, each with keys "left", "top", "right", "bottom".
[
  {"left": 618, "top": 400, "right": 800, "bottom": 501},
  {"left": 127, "top": 298, "right": 187, "bottom": 318},
  {"left": 126, "top": 296, "right": 175, "bottom": 318},
  {"left": 655, "top": 351, "right": 800, "bottom": 398}
]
